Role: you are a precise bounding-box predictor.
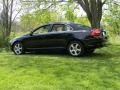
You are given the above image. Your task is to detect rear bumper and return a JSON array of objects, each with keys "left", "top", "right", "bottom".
[{"left": 84, "top": 37, "right": 108, "bottom": 49}]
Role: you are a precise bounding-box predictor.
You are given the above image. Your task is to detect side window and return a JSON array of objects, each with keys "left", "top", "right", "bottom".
[
  {"left": 33, "top": 25, "right": 50, "bottom": 35},
  {"left": 71, "top": 24, "right": 90, "bottom": 30},
  {"left": 52, "top": 24, "right": 65, "bottom": 32},
  {"left": 66, "top": 25, "right": 73, "bottom": 31}
]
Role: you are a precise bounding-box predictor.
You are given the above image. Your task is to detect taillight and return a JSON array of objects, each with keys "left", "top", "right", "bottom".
[{"left": 90, "top": 28, "right": 101, "bottom": 37}]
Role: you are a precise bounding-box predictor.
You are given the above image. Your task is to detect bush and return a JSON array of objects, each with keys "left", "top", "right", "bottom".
[
  {"left": 0, "top": 34, "right": 9, "bottom": 48},
  {"left": 0, "top": 26, "right": 10, "bottom": 48}
]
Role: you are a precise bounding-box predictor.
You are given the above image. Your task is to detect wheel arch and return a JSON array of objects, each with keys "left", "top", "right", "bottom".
[
  {"left": 66, "top": 39, "right": 85, "bottom": 56},
  {"left": 11, "top": 41, "right": 24, "bottom": 51},
  {"left": 66, "top": 39, "right": 85, "bottom": 49}
]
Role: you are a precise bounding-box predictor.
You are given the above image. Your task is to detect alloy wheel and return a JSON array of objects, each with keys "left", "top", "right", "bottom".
[
  {"left": 69, "top": 43, "right": 82, "bottom": 56},
  {"left": 13, "top": 42, "right": 23, "bottom": 55}
]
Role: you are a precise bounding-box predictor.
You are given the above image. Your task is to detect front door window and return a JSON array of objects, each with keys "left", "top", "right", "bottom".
[{"left": 33, "top": 25, "right": 50, "bottom": 35}]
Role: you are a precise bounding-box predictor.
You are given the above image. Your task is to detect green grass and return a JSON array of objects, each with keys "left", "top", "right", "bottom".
[{"left": 0, "top": 43, "right": 120, "bottom": 90}]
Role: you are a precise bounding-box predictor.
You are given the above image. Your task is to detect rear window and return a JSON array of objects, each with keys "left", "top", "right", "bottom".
[{"left": 70, "top": 24, "right": 91, "bottom": 30}]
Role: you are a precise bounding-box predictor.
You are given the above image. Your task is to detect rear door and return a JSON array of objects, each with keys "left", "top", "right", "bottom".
[{"left": 44, "top": 24, "right": 69, "bottom": 48}]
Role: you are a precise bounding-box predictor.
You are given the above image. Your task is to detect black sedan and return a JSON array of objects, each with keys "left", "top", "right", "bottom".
[{"left": 10, "top": 22, "right": 107, "bottom": 56}]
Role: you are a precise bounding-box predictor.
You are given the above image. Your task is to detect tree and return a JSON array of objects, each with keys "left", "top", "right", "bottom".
[
  {"left": 0, "top": 0, "right": 14, "bottom": 39},
  {"left": 75, "top": 0, "right": 107, "bottom": 28},
  {"left": 19, "top": 0, "right": 59, "bottom": 32},
  {"left": 20, "top": 10, "right": 58, "bottom": 32},
  {"left": 0, "top": 0, "right": 22, "bottom": 47},
  {"left": 0, "top": 0, "right": 21, "bottom": 40}
]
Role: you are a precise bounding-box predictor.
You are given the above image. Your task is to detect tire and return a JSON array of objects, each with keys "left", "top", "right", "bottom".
[
  {"left": 13, "top": 42, "right": 24, "bottom": 55},
  {"left": 85, "top": 49, "right": 95, "bottom": 55},
  {"left": 68, "top": 41, "right": 85, "bottom": 57}
]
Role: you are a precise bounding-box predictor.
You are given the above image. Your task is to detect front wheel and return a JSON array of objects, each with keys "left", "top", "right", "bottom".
[
  {"left": 68, "top": 41, "right": 85, "bottom": 57},
  {"left": 13, "top": 42, "right": 24, "bottom": 55}
]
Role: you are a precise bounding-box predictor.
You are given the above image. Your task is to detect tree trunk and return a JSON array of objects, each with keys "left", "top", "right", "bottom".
[
  {"left": 75, "top": 0, "right": 106, "bottom": 28},
  {"left": 1, "top": 0, "right": 14, "bottom": 39}
]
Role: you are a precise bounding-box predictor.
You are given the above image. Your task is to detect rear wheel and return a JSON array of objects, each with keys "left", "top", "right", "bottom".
[
  {"left": 68, "top": 41, "right": 85, "bottom": 56},
  {"left": 13, "top": 42, "right": 24, "bottom": 55}
]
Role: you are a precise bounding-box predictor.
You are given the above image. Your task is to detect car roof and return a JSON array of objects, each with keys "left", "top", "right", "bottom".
[{"left": 47, "top": 22, "right": 75, "bottom": 25}]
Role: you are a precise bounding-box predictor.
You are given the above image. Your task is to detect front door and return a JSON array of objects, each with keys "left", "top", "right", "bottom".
[{"left": 24, "top": 25, "right": 51, "bottom": 49}]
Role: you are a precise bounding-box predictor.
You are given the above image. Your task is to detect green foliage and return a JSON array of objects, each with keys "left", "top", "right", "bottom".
[
  {"left": 103, "top": 2, "right": 120, "bottom": 35},
  {"left": 19, "top": 1, "right": 90, "bottom": 32},
  {"left": 20, "top": 10, "right": 58, "bottom": 32},
  {"left": 0, "top": 25, "right": 9, "bottom": 48},
  {"left": 75, "top": 17, "right": 90, "bottom": 26},
  {"left": 64, "top": 3, "right": 77, "bottom": 22},
  {"left": 65, "top": 9, "right": 76, "bottom": 22},
  {"left": 1, "top": 0, "right": 119, "bottom": 48}
]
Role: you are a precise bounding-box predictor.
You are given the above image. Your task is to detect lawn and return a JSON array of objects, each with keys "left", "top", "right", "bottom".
[{"left": 0, "top": 41, "right": 120, "bottom": 90}]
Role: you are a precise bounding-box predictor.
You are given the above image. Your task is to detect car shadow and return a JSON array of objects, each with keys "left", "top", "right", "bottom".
[
  {"left": 25, "top": 49, "right": 68, "bottom": 56},
  {"left": 23, "top": 49, "right": 115, "bottom": 61}
]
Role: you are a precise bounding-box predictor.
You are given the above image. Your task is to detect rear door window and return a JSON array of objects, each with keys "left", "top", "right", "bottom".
[
  {"left": 52, "top": 24, "right": 65, "bottom": 32},
  {"left": 66, "top": 25, "right": 73, "bottom": 31}
]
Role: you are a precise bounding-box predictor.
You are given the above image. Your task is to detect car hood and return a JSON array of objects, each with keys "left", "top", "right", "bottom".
[{"left": 10, "top": 33, "right": 30, "bottom": 44}]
